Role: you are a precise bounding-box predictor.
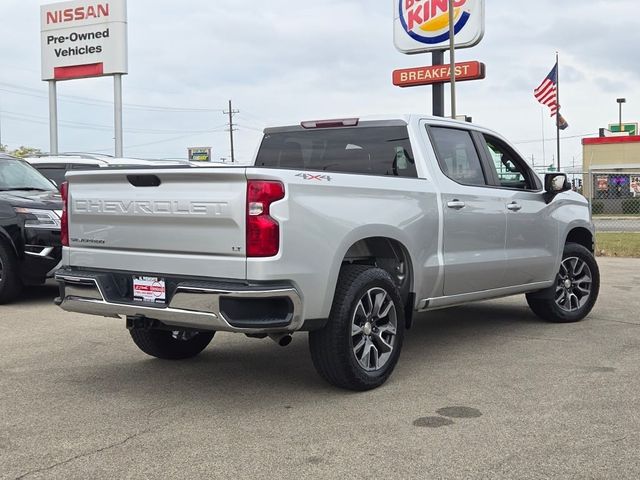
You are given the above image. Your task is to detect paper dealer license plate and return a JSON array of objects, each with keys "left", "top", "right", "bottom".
[{"left": 133, "top": 276, "right": 166, "bottom": 304}]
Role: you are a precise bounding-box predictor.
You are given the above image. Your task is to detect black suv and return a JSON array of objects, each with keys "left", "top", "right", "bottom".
[{"left": 0, "top": 154, "right": 62, "bottom": 303}]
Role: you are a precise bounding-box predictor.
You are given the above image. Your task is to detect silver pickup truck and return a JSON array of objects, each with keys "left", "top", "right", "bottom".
[{"left": 55, "top": 115, "right": 599, "bottom": 390}]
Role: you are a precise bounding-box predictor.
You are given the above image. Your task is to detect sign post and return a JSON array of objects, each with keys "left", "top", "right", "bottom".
[
  {"left": 393, "top": 0, "right": 485, "bottom": 117},
  {"left": 431, "top": 51, "right": 445, "bottom": 117},
  {"left": 114, "top": 73, "right": 123, "bottom": 156},
  {"left": 48, "top": 81, "right": 59, "bottom": 154},
  {"left": 41, "top": 0, "right": 128, "bottom": 156}
]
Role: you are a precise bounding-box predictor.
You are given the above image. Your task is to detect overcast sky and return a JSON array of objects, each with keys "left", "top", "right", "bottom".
[{"left": 0, "top": 0, "right": 639, "bottom": 168}]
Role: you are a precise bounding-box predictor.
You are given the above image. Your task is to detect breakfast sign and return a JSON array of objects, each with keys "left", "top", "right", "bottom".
[{"left": 393, "top": 61, "right": 485, "bottom": 87}]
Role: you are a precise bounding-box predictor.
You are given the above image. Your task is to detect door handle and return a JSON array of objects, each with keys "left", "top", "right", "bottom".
[
  {"left": 507, "top": 202, "right": 522, "bottom": 212},
  {"left": 447, "top": 200, "right": 466, "bottom": 210}
]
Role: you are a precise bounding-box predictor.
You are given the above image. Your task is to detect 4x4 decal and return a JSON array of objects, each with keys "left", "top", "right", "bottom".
[{"left": 296, "top": 173, "right": 332, "bottom": 182}]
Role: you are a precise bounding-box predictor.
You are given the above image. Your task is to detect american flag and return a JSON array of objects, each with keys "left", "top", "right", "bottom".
[{"left": 534, "top": 63, "right": 559, "bottom": 116}]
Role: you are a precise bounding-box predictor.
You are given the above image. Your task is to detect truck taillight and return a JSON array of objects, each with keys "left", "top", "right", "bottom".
[
  {"left": 60, "top": 182, "right": 69, "bottom": 247},
  {"left": 246, "top": 180, "right": 285, "bottom": 257}
]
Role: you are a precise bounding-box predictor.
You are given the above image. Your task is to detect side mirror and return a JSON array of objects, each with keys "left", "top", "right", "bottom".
[{"left": 545, "top": 173, "right": 571, "bottom": 194}]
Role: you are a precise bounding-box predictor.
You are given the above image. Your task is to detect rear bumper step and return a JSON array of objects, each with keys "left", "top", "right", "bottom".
[{"left": 55, "top": 269, "right": 303, "bottom": 334}]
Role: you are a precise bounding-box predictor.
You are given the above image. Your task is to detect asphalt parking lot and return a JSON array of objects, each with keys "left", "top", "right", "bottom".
[{"left": 1, "top": 257, "right": 639, "bottom": 480}]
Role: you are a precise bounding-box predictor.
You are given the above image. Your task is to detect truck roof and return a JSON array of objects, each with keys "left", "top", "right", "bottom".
[{"left": 265, "top": 114, "right": 501, "bottom": 137}]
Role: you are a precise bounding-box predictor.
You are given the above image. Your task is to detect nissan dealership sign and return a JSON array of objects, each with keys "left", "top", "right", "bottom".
[{"left": 41, "top": 0, "right": 128, "bottom": 81}]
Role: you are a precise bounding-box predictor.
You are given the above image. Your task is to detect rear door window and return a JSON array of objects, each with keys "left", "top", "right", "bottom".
[
  {"left": 429, "top": 127, "right": 487, "bottom": 187},
  {"left": 255, "top": 126, "right": 417, "bottom": 178}
]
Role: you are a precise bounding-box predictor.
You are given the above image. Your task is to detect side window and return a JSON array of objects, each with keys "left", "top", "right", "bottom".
[
  {"left": 34, "top": 165, "right": 67, "bottom": 186},
  {"left": 483, "top": 136, "right": 539, "bottom": 190},
  {"left": 430, "top": 127, "right": 487, "bottom": 186}
]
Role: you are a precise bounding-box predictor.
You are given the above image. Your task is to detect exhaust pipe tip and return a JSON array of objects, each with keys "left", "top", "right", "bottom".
[{"left": 269, "top": 333, "right": 292, "bottom": 347}]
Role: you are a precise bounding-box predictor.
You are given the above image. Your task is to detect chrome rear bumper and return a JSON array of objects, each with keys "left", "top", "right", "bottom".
[{"left": 55, "top": 271, "right": 303, "bottom": 334}]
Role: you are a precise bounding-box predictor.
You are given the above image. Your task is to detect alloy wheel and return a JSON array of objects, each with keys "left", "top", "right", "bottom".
[
  {"left": 555, "top": 256, "right": 593, "bottom": 312},
  {"left": 351, "top": 287, "right": 398, "bottom": 372}
]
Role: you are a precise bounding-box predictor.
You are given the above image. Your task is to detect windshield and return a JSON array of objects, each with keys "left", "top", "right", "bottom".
[{"left": 0, "top": 159, "right": 56, "bottom": 191}]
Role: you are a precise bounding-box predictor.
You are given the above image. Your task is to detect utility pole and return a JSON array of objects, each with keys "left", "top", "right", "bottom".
[{"left": 224, "top": 100, "right": 239, "bottom": 163}]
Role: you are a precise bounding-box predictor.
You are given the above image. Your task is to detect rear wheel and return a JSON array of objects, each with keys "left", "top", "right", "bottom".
[
  {"left": 0, "top": 242, "right": 22, "bottom": 304},
  {"left": 129, "top": 328, "right": 215, "bottom": 360},
  {"left": 309, "top": 265, "right": 405, "bottom": 391},
  {"left": 526, "top": 243, "right": 599, "bottom": 323}
]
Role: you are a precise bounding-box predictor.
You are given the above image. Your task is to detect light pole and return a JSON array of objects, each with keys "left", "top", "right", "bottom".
[
  {"left": 448, "top": 0, "right": 456, "bottom": 119},
  {"left": 617, "top": 97, "right": 626, "bottom": 132}
]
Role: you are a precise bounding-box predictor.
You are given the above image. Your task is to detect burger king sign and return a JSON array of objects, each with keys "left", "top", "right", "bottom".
[{"left": 394, "top": 0, "right": 485, "bottom": 54}]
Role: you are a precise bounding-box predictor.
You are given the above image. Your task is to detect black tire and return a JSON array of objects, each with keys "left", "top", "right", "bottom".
[
  {"left": 0, "top": 242, "right": 23, "bottom": 305},
  {"left": 309, "top": 265, "right": 405, "bottom": 391},
  {"left": 526, "top": 243, "right": 600, "bottom": 323},
  {"left": 129, "top": 328, "right": 215, "bottom": 360}
]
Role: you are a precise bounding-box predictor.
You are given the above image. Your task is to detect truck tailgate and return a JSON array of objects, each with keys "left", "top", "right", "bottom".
[{"left": 66, "top": 167, "right": 248, "bottom": 279}]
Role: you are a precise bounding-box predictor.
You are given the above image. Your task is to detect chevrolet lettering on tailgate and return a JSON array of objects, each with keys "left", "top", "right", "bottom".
[{"left": 73, "top": 199, "right": 229, "bottom": 216}]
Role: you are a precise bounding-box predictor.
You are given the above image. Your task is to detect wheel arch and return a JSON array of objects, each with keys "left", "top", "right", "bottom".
[
  {"left": 324, "top": 228, "right": 416, "bottom": 329},
  {"left": 342, "top": 236, "right": 414, "bottom": 297},
  {"left": 0, "top": 227, "right": 19, "bottom": 256},
  {"left": 565, "top": 226, "right": 594, "bottom": 253}
]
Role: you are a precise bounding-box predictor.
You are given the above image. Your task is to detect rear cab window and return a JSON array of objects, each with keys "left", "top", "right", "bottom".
[{"left": 255, "top": 123, "right": 417, "bottom": 178}]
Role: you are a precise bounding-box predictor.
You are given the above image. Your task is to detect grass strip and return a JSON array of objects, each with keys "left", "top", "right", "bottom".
[{"left": 595, "top": 232, "right": 640, "bottom": 258}]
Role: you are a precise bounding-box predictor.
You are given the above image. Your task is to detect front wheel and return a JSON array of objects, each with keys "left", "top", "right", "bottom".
[
  {"left": 526, "top": 243, "right": 600, "bottom": 323},
  {"left": 0, "top": 242, "right": 22, "bottom": 305},
  {"left": 309, "top": 265, "right": 405, "bottom": 391},
  {"left": 129, "top": 328, "right": 215, "bottom": 360}
]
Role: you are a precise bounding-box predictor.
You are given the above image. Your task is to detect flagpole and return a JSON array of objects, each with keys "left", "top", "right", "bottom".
[
  {"left": 541, "top": 107, "right": 546, "bottom": 167},
  {"left": 556, "top": 51, "right": 560, "bottom": 172}
]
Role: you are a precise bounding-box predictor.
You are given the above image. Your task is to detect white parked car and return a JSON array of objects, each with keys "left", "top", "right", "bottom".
[{"left": 25, "top": 154, "right": 190, "bottom": 186}]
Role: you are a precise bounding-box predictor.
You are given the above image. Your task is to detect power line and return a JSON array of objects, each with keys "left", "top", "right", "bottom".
[
  {"left": 0, "top": 81, "right": 225, "bottom": 113},
  {"left": 90, "top": 132, "right": 212, "bottom": 152},
  {"left": 512, "top": 132, "right": 596, "bottom": 145},
  {"left": 236, "top": 123, "right": 264, "bottom": 133},
  {"left": 238, "top": 110, "right": 273, "bottom": 126},
  {"left": 1, "top": 109, "right": 228, "bottom": 135}
]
